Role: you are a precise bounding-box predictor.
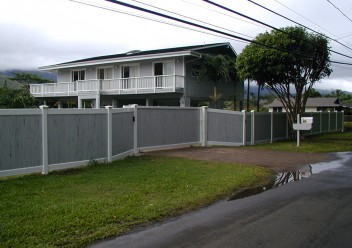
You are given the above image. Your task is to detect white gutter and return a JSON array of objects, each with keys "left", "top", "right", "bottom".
[{"left": 39, "top": 51, "right": 199, "bottom": 71}]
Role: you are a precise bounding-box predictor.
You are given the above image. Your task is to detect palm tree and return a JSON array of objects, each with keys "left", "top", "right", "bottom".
[{"left": 197, "top": 54, "right": 235, "bottom": 108}]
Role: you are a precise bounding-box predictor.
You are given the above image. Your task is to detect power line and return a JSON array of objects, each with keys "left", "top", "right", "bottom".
[
  {"left": 70, "top": 0, "right": 249, "bottom": 44},
  {"left": 326, "top": 0, "right": 352, "bottom": 24},
  {"left": 100, "top": 0, "right": 352, "bottom": 65},
  {"left": 179, "top": 0, "right": 268, "bottom": 30},
  {"left": 130, "top": 0, "right": 254, "bottom": 39},
  {"left": 246, "top": 0, "right": 352, "bottom": 53},
  {"left": 70, "top": 0, "right": 352, "bottom": 65},
  {"left": 202, "top": 0, "right": 352, "bottom": 60},
  {"left": 273, "top": 0, "right": 336, "bottom": 37}
]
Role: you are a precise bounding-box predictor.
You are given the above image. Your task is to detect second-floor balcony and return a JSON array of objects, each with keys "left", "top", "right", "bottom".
[{"left": 30, "top": 75, "right": 185, "bottom": 97}]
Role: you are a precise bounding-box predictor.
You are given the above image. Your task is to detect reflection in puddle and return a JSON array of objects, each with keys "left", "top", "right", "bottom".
[
  {"left": 228, "top": 152, "right": 349, "bottom": 201},
  {"left": 273, "top": 165, "right": 312, "bottom": 188}
]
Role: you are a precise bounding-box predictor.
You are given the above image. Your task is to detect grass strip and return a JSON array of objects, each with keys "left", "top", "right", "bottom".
[
  {"left": 0, "top": 156, "right": 272, "bottom": 247},
  {"left": 248, "top": 131, "right": 352, "bottom": 153}
]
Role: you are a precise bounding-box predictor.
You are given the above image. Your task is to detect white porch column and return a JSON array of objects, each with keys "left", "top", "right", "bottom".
[
  {"left": 179, "top": 96, "right": 190, "bottom": 107},
  {"left": 78, "top": 96, "right": 82, "bottom": 109},
  {"left": 146, "top": 98, "right": 153, "bottom": 106},
  {"left": 95, "top": 96, "right": 100, "bottom": 109}
]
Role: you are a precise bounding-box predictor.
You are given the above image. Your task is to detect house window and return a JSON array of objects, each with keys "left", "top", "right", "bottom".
[
  {"left": 153, "top": 61, "right": 174, "bottom": 76},
  {"left": 273, "top": 107, "right": 282, "bottom": 112},
  {"left": 71, "top": 70, "right": 85, "bottom": 82},
  {"left": 121, "top": 65, "right": 139, "bottom": 78},
  {"left": 97, "top": 67, "right": 113, "bottom": 80},
  {"left": 153, "top": 61, "right": 175, "bottom": 87},
  {"left": 121, "top": 64, "right": 139, "bottom": 89}
]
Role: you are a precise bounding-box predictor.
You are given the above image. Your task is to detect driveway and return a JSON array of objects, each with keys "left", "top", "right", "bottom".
[
  {"left": 92, "top": 152, "right": 352, "bottom": 248},
  {"left": 145, "top": 147, "right": 332, "bottom": 172}
]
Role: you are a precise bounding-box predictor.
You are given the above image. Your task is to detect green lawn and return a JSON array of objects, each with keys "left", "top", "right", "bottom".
[
  {"left": 249, "top": 131, "right": 352, "bottom": 153},
  {"left": 0, "top": 156, "right": 272, "bottom": 247}
]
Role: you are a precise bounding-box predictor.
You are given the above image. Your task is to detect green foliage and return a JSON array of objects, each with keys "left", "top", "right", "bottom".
[
  {"left": 344, "top": 122, "right": 352, "bottom": 132},
  {"left": 197, "top": 54, "right": 237, "bottom": 108},
  {"left": 0, "top": 85, "right": 38, "bottom": 108},
  {"left": 237, "top": 26, "right": 332, "bottom": 135},
  {"left": 324, "top": 89, "right": 352, "bottom": 103},
  {"left": 307, "top": 88, "right": 322, "bottom": 98},
  {"left": 248, "top": 132, "right": 351, "bottom": 153},
  {"left": 10, "top": 72, "right": 53, "bottom": 85},
  {"left": 0, "top": 156, "right": 272, "bottom": 247}
]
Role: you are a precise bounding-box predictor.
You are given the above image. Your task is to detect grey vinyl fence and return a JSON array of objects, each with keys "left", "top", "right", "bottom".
[
  {"left": 137, "top": 107, "right": 200, "bottom": 149},
  {"left": 0, "top": 107, "right": 344, "bottom": 178},
  {"left": 207, "top": 109, "right": 244, "bottom": 146}
]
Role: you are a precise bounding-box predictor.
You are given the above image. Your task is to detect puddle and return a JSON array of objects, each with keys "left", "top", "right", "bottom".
[{"left": 228, "top": 152, "right": 350, "bottom": 201}]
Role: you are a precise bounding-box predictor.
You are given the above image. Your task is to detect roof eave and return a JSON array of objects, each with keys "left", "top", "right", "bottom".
[{"left": 39, "top": 50, "right": 196, "bottom": 71}]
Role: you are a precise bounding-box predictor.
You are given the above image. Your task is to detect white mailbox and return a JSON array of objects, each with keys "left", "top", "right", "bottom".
[
  {"left": 301, "top": 117, "right": 313, "bottom": 124},
  {"left": 293, "top": 115, "right": 313, "bottom": 147},
  {"left": 293, "top": 123, "right": 312, "bottom": 131}
]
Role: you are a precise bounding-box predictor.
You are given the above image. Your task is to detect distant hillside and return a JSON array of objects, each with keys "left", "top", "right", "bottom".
[
  {"left": 0, "top": 74, "right": 22, "bottom": 89},
  {"left": 0, "top": 70, "right": 57, "bottom": 83},
  {"left": 246, "top": 84, "right": 351, "bottom": 96}
]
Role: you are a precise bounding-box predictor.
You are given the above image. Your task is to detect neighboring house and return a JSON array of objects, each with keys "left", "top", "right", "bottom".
[
  {"left": 266, "top": 97, "right": 351, "bottom": 112},
  {"left": 30, "top": 43, "right": 243, "bottom": 108}
]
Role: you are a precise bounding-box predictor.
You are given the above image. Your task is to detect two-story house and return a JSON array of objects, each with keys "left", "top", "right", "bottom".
[{"left": 30, "top": 43, "right": 243, "bottom": 108}]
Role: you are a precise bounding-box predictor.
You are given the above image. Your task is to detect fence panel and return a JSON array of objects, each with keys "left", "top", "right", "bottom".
[
  {"left": 245, "top": 113, "right": 252, "bottom": 145},
  {"left": 0, "top": 111, "right": 42, "bottom": 171},
  {"left": 272, "top": 113, "right": 287, "bottom": 140},
  {"left": 47, "top": 110, "right": 107, "bottom": 165},
  {"left": 321, "top": 112, "right": 330, "bottom": 132},
  {"left": 254, "top": 113, "right": 271, "bottom": 143},
  {"left": 311, "top": 112, "right": 321, "bottom": 134},
  {"left": 338, "top": 112, "right": 344, "bottom": 130},
  {"left": 207, "top": 109, "right": 243, "bottom": 145},
  {"left": 137, "top": 107, "right": 200, "bottom": 149},
  {"left": 112, "top": 110, "right": 134, "bottom": 156}
]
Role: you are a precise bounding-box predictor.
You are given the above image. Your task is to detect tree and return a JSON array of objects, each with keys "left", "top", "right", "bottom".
[
  {"left": 10, "top": 72, "right": 53, "bottom": 85},
  {"left": 197, "top": 54, "right": 237, "bottom": 108},
  {"left": 307, "top": 88, "right": 322, "bottom": 98},
  {"left": 325, "top": 89, "right": 352, "bottom": 102},
  {"left": 0, "top": 86, "right": 37, "bottom": 108},
  {"left": 237, "top": 26, "right": 332, "bottom": 136}
]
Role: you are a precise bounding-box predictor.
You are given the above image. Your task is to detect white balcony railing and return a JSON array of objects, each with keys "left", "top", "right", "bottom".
[{"left": 30, "top": 75, "right": 184, "bottom": 97}]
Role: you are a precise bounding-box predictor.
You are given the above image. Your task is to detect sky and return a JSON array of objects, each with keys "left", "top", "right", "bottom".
[{"left": 1, "top": 0, "right": 352, "bottom": 92}]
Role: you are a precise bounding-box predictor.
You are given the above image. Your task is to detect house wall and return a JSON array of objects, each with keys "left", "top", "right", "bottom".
[
  {"left": 184, "top": 57, "right": 243, "bottom": 103},
  {"left": 56, "top": 57, "right": 185, "bottom": 82},
  {"left": 305, "top": 107, "right": 318, "bottom": 112}
]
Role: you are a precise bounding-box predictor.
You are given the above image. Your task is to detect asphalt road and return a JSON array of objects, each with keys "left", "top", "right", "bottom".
[{"left": 92, "top": 152, "right": 352, "bottom": 248}]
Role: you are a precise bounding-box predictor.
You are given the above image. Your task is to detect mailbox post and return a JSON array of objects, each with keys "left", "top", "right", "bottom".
[{"left": 292, "top": 114, "right": 313, "bottom": 147}]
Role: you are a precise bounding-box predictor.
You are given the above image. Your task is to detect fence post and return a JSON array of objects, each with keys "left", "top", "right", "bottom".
[
  {"left": 310, "top": 112, "right": 313, "bottom": 135},
  {"left": 201, "top": 106, "right": 208, "bottom": 146},
  {"left": 105, "top": 105, "right": 113, "bottom": 162},
  {"left": 242, "top": 110, "right": 246, "bottom": 146},
  {"left": 286, "top": 114, "right": 289, "bottom": 139},
  {"left": 335, "top": 110, "right": 338, "bottom": 132},
  {"left": 328, "top": 110, "right": 331, "bottom": 132},
  {"left": 342, "top": 111, "right": 344, "bottom": 132},
  {"left": 270, "top": 111, "right": 273, "bottom": 143},
  {"left": 40, "top": 105, "right": 49, "bottom": 175},
  {"left": 320, "top": 111, "right": 322, "bottom": 134},
  {"left": 133, "top": 105, "right": 138, "bottom": 154},
  {"left": 251, "top": 110, "right": 255, "bottom": 145}
]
